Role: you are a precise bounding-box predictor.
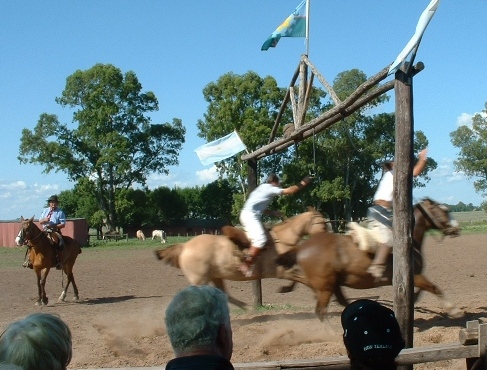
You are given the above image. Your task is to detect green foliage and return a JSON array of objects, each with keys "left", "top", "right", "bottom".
[
  {"left": 18, "top": 64, "right": 186, "bottom": 230},
  {"left": 450, "top": 103, "right": 487, "bottom": 196}
]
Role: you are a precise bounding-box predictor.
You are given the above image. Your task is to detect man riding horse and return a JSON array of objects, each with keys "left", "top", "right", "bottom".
[
  {"left": 23, "top": 195, "right": 66, "bottom": 270},
  {"left": 366, "top": 149, "right": 428, "bottom": 280}
]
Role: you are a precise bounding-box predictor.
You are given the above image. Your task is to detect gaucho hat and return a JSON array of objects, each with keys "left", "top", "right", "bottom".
[{"left": 47, "top": 195, "right": 59, "bottom": 203}]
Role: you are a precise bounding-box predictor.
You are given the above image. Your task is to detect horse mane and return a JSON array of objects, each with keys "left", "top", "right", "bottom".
[
  {"left": 221, "top": 226, "right": 251, "bottom": 251},
  {"left": 154, "top": 244, "right": 183, "bottom": 268}
]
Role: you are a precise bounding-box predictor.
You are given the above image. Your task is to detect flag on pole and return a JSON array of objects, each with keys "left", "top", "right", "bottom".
[
  {"left": 261, "top": 0, "right": 307, "bottom": 51},
  {"left": 194, "top": 131, "right": 247, "bottom": 166},
  {"left": 388, "top": 0, "right": 441, "bottom": 75}
]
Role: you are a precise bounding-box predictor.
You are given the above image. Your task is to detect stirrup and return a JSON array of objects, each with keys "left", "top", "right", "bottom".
[
  {"left": 55, "top": 262, "right": 63, "bottom": 270},
  {"left": 22, "top": 260, "right": 33, "bottom": 269}
]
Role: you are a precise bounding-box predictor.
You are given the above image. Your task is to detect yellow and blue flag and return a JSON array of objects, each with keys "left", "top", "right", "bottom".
[
  {"left": 194, "top": 131, "right": 247, "bottom": 166},
  {"left": 261, "top": 0, "right": 306, "bottom": 51}
]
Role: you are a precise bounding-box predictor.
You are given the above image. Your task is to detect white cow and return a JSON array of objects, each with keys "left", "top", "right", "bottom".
[
  {"left": 152, "top": 229, "right": 166, "bottom": 243},
  {"left": 136, "top": 230, "right": 145, "bottom": 241}
]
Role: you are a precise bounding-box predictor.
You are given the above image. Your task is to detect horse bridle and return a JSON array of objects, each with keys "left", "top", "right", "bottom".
[
  {"left": 18, "top": 221, "right": 45, "bottom": 245},
  {"left": 416, "top": 198, "right": 459, "bottom": 236}
]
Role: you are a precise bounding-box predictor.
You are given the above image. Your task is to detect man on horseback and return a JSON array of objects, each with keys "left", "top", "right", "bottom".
[
  {"left": 39, "top": 194, "right": 66, "bottom": 270},
  {"left": 366, "top": 149, "right": 428, "bottom": 280},
  {"left": 239, "top": 173, "right": 312, "bottom": 276}
]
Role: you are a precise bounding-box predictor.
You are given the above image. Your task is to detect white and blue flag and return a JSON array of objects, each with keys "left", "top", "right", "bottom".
[{"left": 194, "top": 131, "right": 247, "bottom": 166}]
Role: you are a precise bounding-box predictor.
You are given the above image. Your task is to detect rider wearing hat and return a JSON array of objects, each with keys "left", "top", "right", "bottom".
[
  {"left": 39, "top": 195, "right": 67, "bottom": 270},
  {"left": 366, "top": 149, "right": 428, "bottom": 280}
]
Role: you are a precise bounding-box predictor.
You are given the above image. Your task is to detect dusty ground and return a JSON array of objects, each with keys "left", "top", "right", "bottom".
[{"left": 1, "top": 233, "right": 486, "bottom": 370}]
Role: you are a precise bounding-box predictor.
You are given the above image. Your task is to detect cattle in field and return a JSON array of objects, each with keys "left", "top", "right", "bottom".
[
  {"left": 136, "top": 230, "right": 145, "bottom": 240},
  {"left": 152, "top": 229, "right": 166, "bottom": 243}
]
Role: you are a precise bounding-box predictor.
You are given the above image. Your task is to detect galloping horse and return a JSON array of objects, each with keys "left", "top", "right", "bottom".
[
  {"left": 16, "top": 216, "right": 82, "bottom": 305},
  {"left": 275, "top": 198, "right": 462, "bottom": 321},
  {"left": 155, "top": 208, "right": 329, "bottom": 299}
]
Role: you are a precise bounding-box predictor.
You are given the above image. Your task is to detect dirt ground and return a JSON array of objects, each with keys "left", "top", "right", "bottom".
[{"left": 1, "top": 233, "right": 486, "bottom": 370}]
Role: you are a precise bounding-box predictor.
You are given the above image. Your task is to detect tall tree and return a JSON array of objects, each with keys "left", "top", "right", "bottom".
[
  {"left": 196, "top": 70, "right": 326, "bottom": 196},
  {"left": 450, "top": 103, "right": 487, "bottom": 197},
  {"left": 18, "top": 64, "right": 186, "bottom": 230}
]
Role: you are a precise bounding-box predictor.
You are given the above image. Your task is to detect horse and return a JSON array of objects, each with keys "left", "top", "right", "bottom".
[
  {"left": 275, "top": 198, "right": 462, "bottom": 321},
  {"left": 152, "top": 229, "right": 166, "bottom": 243},
  {"left": 16, "top": 216, "right": 82, "bottom": 306},
  {"left": 154, "top": 208, "right": 329, "bottom": 302},
  {"left": 136, "top": 230, "right": 146, "bottom": 240}
]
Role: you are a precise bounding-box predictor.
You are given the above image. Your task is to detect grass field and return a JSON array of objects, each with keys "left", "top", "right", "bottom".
[{"left": 451, "top": 210, "right": 487, "bottom": 233}]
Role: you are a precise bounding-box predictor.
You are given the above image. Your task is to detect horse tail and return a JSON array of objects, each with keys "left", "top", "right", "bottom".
[
  {"left": 154, "top": 244, "right": 183, "bottom": 268},
  {"left": 275, "top": 249, "right": 298, "bottom": 269}
]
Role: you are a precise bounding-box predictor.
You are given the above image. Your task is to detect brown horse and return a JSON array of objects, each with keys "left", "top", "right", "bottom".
[
  {"left": 275, "top": 198, "right": 462, "bottom": 321},
  {"left": 16, "top": 216, "right": 81, "bottom": 306},
  {"left": 155, "top": 208, "right": 329, "bottom": 302}
]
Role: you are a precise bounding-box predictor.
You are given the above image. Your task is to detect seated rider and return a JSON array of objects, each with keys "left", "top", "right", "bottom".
[
  {"left": 39, "top": 195, "right": 67, "bottom": 270},
  {"left": 366, "top": 149, "right": 428, "bottom": 280},
  {"left": 239, "top": 173, "right": 312, "bottom": 277}
]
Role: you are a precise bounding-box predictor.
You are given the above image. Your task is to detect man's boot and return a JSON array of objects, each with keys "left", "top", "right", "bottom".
[
  {"left": 55, "top": 251, "right": 63, "bottom": 270},
  {"left": 367, "top": 244, "right": 390, "bottom": 280},
  {"left": 239, "top": 246, "right": 260, "bottom": 277}
]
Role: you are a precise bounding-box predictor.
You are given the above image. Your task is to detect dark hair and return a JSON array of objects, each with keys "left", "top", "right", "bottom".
[
  {"left": 0, "top": 313, "right": 72, "bottom": 370},
  {"left": 266, "top": 173, "right": 279, "bottom": 184}
]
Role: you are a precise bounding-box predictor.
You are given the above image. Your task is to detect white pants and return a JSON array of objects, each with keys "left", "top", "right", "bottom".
[
  {"left": 368, "top": 219, "right": 393, "bottom": 247},
  {"left": 239, "top": 210, "right": 266, "bottom": 248}
]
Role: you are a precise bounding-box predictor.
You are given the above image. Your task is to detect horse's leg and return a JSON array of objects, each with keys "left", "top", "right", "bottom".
[
  {"left": 314, "top": 288, "right": 335, "bottom": 322},
  {"left": 414, "top": 274, "right": 463, "bottom": 318},
  {"left": 58, "top": 271, "right": 79, "bottom": 302},
  {"left": 333, "top": 285, "right": 349, "bottom": 307},
  {"left": 212, "top": 278, "right": 248, "bottom": 310},
  {"left": 278, "top": 281, "right": 297, "bottom": 293},
  {"left": 35, "top": 269, "right": 50, "bottom": 306}
]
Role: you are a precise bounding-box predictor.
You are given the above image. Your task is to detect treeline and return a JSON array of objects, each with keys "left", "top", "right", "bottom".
[
  {"left": 446, "top": 202, "right": 482, "bottom": 212},
  {"left": 58, "top": 179, "right": 237, "bottom": 231}
]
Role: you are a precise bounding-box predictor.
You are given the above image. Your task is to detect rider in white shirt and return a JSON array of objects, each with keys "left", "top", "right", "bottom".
[
  {"left": 367, "top": 149, "right": 428, "bottom": 279},
  {"left": 239, "top": 173, "right": 312, "bottom": 276}
]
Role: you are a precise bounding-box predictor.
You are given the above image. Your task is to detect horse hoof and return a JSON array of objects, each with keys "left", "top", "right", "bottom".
[
  {"left": 449, "top": 307, "right": 464, "bottom": 319},
  {"left": 72, "top": 296, "right": 80, "bottom": 302},
  {"left": 278, "top": 286, "right": 293, "bottom": 293}
]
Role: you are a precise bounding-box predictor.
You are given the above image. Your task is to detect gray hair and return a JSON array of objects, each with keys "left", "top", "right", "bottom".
[
  {"left": 165, "top": 285, "right": 230, "bottom": 356},
  {"left": 0, "top": 313, "right": 72, "bottom": 370}
]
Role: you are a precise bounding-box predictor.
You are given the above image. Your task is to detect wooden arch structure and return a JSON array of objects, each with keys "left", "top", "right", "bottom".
[{"left": 241, "top": 54, "right": 425, "bottom": 356}]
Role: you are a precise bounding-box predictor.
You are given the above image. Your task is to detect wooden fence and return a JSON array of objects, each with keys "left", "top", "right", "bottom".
[{"left": 232, "top": 320, "right": 487, "bottom": 370}]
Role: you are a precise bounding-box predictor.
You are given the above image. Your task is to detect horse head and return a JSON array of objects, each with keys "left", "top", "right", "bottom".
[
  {"left": 416, "top": 198, "right": 460, "bottom": 237},
  {"left": 16, "top": 216, "right": 42, "bottom": 246},
  {"left": 303, "top": 207, "right": 330, "bottom": 235}
]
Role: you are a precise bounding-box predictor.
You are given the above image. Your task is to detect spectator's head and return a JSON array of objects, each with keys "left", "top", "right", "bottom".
[
  {"left": 341, "top": 299, "right": 405, "bottom": 370},
  {"left": 0, "top": 313, "right": 72, "bottom": 370},
  {"left": 165, "top": 285, "right": 233, "bottom": 360}
]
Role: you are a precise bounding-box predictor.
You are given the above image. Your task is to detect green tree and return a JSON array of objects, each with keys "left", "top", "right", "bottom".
[
  {"left": 450, "top": 103, "right": 487, "bottom": 197},
  {"left": 200, "top": 180, "right": 236, "bottom": 222},
  {"left": 18, "top": 64, "right": 185, "bottom": 230},
  {"left": 196, "top": 71, "right": 326, "bottom": 195}
]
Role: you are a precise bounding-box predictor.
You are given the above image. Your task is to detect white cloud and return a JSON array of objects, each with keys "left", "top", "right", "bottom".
[
  {"left": 196, "top": 166, "right": 218, "bottom": 183},
  {"left": 456, "top": 112, "right": 472, "bottom": 127}
]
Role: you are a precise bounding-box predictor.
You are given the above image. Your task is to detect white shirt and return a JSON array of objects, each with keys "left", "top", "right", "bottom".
[
  {"left": 242, "top": 183, "right": 283, "bottom": 215},
  {"left": 373, "top": 170, "right": 393, "bottom": 202}
]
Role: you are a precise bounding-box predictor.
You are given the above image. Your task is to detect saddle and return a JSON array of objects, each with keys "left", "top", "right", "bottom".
[
  {"left": 346, "top": 221, "right": 382, "bottom": 253},
  {"left": 45, "top": 228, "right": 64, "bottom": 251}
]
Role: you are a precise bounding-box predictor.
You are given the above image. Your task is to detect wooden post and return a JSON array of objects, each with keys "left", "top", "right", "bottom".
[
  {"left": 393, "top": 65, "right": 415, "bottom": 370},
  {"left": 247, "top": 159, "right": 262, "bottom": 307}
]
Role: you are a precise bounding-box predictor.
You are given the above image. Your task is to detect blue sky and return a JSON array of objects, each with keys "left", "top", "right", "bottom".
[{"left": 1, "top": 1, "right": 486, "bottom": 220}]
